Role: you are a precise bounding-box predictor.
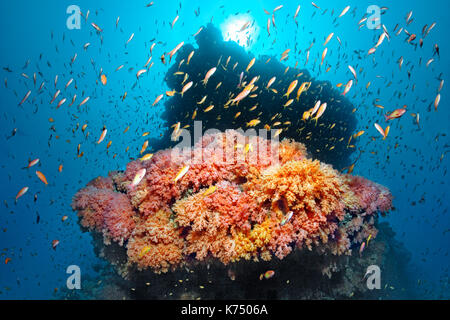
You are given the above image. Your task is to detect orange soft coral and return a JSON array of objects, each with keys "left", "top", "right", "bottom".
[
  {"left": 72, "top": 129, "right": 393, "bottom": 274},
  {"left": 245, "top": 159, "right": 349, "bottom": 256},
  {"left": 173, "top": 181, "right": 256, "bottom": 233},
  {"left": 126, "top": 209, "right": 184, "bottom": 273},
  {"left": 246, "top": 159, "right": 347, "bottom": 218}
]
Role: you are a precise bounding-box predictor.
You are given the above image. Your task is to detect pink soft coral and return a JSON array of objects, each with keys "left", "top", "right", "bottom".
[
  {"left": 71, "top": 183, "right": 135, "bottom": 246},
  {"left": 72, "top": 130, "right": 393, "bottom": 273},
  {"left": 346, "top": 176, "right": 393, "bottom": 215}
]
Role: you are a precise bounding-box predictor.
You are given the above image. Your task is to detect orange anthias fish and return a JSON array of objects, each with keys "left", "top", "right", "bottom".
[
  {"left": 152, "top": 94, "right": 164, "bottom": 106},
  {"left": 15, "top": 186, "right": 29, "bottom": 202},
  {"left": 202, "top": 67, "right": 217, "bottom": 86},
  {"left": 181, "top": 81, "right": 193, "bottom": 97},
  {"left": 283, "top": 80, "right": 298, "bottom": 99},
  {"left": 374, "top": 123, "right": 386, "bottom": 139},
  {"left": 91, "top": 22, "right": 103, "bottom": 33},
  {"left": 359, "top": 241, "right": 366, "bottom": 257},
  {"left": 24, "top": 158, "right": 39, "bottom": 169},
  {"left": 434, "top": 94, "right": 441, "bottom": 111},
  {"left": 52, "top": 240, "right": 60, "bottom": 250},
  {"left": 385, "top": 107, "right": 407, "bottom": 121},
  {"left": 266, "top": 76, "right": 276, "bottom": 89},
  {"left": 323, "top": 32, "right": 334, "bottom": 46},
  {"left": 321, "top": 48, "right": 328, "bottom": 65},
  {"left": 136, "top": 69, "right": 147, "bottom": 78},
  {"left": 233, "top": 84, "right": 254, "bottom": 104},
  {"left": 168, "top": 41, "right": 184, "bottom": 62},
  {"left": 246, "top": 58, "right": 255, "bottom": 72},
  {"left": 140, "top": 153, "right": 153, "bottom": 162},
  {"left": 36, "top": 171, "right": 48, "bottom": 185},
  {"left": 140, "top": 140, "right": 148, "bottom": 154},
  {"left": 129, "top": 168, "right": 146, "bottom": 189},
  {"left": 97, "top": 128, "right": 107, "bottom": 144},
  {"left": 339, "top": 5, "right": 350, "bottom": 18},
  {"left": 100, "top": 74, "right": 107, "bottom": 85},
  {"left": 342, "top": 80, "right": 353, "bottom": 96},
  {"left": 313, "top": 102, "right": 327, "bottom": 125},
  {"left": 78, "top": 96, "right": 90, "bottom": 107},
  {"left": 19, "top": 90, "right": 31, "bottom": 106},
  {"left": 171, "top": 15, "right": 179, "bottom": 28},
  {"left": 174, "top": 165, "right": 190, "bottom": 182},
  {"left": 56, "top": 98, "right": 66, "bottom": 109}
]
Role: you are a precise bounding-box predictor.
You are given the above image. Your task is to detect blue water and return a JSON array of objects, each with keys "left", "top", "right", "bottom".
[{"left": 0, "top": 0, "right": 448, "bottom": 299}]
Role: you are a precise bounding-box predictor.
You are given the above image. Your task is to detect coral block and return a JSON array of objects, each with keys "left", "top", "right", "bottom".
[{"left": 72, "top": 130, "right": 393, "bottom": 273}]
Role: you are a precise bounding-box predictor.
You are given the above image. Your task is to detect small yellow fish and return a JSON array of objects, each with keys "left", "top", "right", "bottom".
[
  {"left": 197, "top": 95, "right": 207, "bottom": 104},
  {"left": 246, "top": 57, "right": 255, "bottom": 72},
  {"left": 246, "top": 119, "right": 261, "bottom": 127},
  {"left": 274, "top": 128, "right": 283, "bottom": 138},
  {"left": 140, "top": 246, "right": 151, "bottom": 257},
  {"left": 283, "top": 80, "right": 298, "bottom": 99},
  {"left": 283, "top": 99, "right": 294, "bottom": 107},
  {"left": 204, "top": 104, "right": 214, "bottom": 112},
  {"left": 203, "top": 185, "right": 217, "bottom": 197},
  {"left": 140, "top": 140, "right": 149, "bottom": 154}
]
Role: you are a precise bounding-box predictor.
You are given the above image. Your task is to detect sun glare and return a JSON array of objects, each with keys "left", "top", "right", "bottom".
[{"left": 220, "top": 14, "right": 259, "bottom": 49}]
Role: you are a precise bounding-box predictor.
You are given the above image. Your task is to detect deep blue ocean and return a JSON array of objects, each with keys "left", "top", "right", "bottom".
[{"left": 0, "top": 0, "right": 448, "bottom": 299}]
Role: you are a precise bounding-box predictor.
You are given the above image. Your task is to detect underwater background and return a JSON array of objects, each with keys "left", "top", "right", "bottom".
[{"left": 0, "top": 0, "right": 448, "bottom": 299}]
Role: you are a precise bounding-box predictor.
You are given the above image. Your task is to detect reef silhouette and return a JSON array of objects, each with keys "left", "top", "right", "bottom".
[{"left": 152, "top": 23, "right": 357, "bottom": 169}]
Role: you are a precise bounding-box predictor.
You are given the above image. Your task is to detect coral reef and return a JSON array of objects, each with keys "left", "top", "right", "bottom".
[
  {"left": 149, "top": 23, "right": 357, "bottom": 169},
  {"left": 57, "top": 222, "right": 416, "bottom": 300},
  {"left": 72, "top": 130, "right": 393, "bottom": 278}
]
